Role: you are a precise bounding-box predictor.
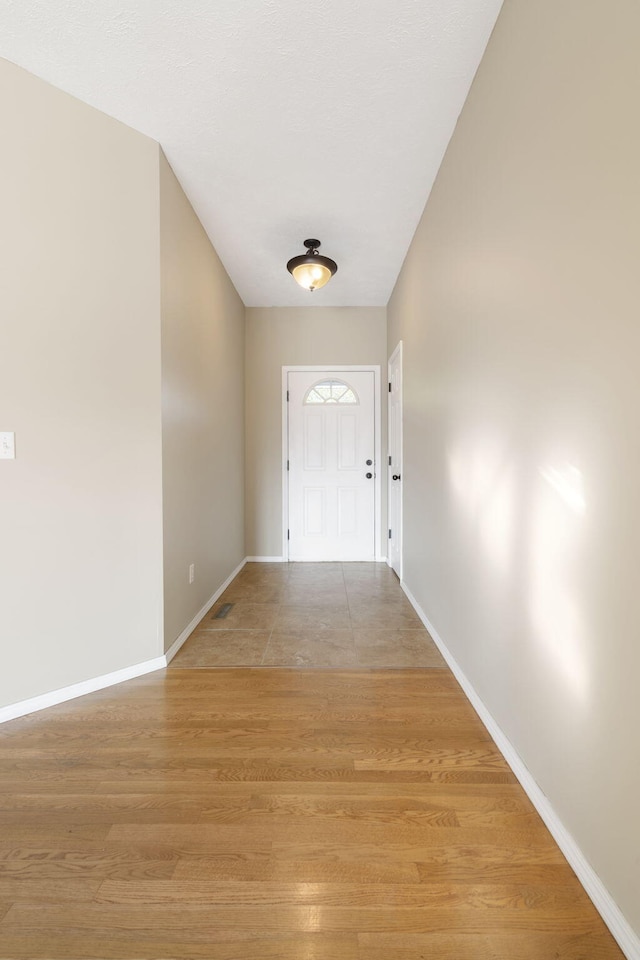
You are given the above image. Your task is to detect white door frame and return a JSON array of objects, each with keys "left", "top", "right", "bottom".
[
  {"left": 282, "top": 365, "right": 383, "bottom": 562},
  {"left": 388, "top": 341, "right": 403, "bottom": 580}
]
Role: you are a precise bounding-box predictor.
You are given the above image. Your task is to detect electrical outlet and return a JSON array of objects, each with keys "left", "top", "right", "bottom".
[{"left": 189, "top": 563, "right": 195, "bottom": 584}]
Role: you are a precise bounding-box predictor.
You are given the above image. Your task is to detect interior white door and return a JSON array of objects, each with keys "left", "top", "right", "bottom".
[
  {"left": 388, "top": 343, "right": 403, "bottom": 578},
  {"left": 288, "top": 370, "right": 375, "bottom": 561}
]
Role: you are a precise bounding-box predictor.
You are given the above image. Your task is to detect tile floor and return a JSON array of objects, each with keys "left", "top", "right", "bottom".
[{"left": 172, "top": 562, "right": 446, "bottom": 669}]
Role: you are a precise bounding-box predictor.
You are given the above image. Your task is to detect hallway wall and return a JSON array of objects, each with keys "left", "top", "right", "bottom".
[
  {"left": 245, "top": 307, "right": 387, "bottom": 558},
  {"left": 0, "top": 60, "right": 163, "bottom": 709},
  {"left": 160, "top": 153, "right": 246, "bottom": 651},
  {"left": 388, "top": 0, "right": 640, "bottom": 938}
]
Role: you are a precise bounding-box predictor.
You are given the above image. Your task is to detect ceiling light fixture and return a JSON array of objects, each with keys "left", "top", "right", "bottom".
[{"left": 286, "top": 239, "right": 337, "bottom": 292}]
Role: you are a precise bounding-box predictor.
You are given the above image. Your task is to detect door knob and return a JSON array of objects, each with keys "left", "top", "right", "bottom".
[
  {"left": 392, "top": 474, "right": 401, "bottom": 481},
  {"left": 366, "top": 459, "right": 373, "bottom": 466},
  {"left": 366, "top": 472, "right": 373, "bottom": 479}
]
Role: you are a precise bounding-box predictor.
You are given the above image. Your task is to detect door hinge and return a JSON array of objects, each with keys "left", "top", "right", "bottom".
[
  {"left": 388, "top": 455, "right": 392, "bottom": 466},
  {"left": 287, "top": 459, "right": 289, "bottom": 471},
  {"left": 388, "top": 382, "right": 392, "bottom": 392},
  {"left": 388, "top": 528, "right": 392, "bottom": 539},
  {"left": 286, "top": 389, "right": 290, "bottom": 401},
  {"left": 287, "top": 529, "right": 290, "bottom": 540}
]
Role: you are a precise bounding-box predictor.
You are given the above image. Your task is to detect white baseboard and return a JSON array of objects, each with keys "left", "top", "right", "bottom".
[
  {"left": 1, "top": 559, "right": 249, "bottom": 725},
  {"left": 248, "top": 556, "right": 389, "bottom": 563},
  {"left": 245, "top": 556, "right": 287, "bottom": 563},
  {"left": 401, "top": 580, "right": 640, "bottom": 960},
  {"left": 164, "top": 558, "right": 247, "bottom": 664},
  {"left": 248, "top": 554, "right": 388, "bottom": 564},
  {"left": 0, "top": 656, "right": 166, "bottom": 725}
]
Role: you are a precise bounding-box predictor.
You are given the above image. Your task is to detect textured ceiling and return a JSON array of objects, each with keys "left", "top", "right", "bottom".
[{"left": 0, "top": 0, "right": 503, "bottom": 306}]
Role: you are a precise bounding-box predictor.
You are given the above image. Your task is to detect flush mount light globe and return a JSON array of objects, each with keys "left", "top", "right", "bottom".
[{"left": 286, "top": 239, "right": 338, "bottom": 292}]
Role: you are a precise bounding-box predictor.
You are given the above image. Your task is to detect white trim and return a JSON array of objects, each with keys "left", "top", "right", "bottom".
[
  {"left": 375, "top": 555, "right": 388, "bottom": 564},
  {"left": 164, "top": 557, "right": 247, "bottom": 664},
  {"left": 1, "top": 558, "right": 249, "bottom": 724},
  {"left": 282, "top": 365, "right": 382, "bottom": 563},
  {"left": 245, "top": 556, "right": 287, "bottom": 563},
  {"left": 0, "top": 657, "right": 165, "bottom": 724},
  {"left": 401, "top": 580, "right": 640, "bottom": 960},
  {"left": 387, "top": 340, "right": 403, "bottom": 582}
]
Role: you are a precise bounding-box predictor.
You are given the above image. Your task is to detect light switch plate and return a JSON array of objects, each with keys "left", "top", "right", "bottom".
[{"left": 0, "top": 432, "right": 15, "bottom": 459}]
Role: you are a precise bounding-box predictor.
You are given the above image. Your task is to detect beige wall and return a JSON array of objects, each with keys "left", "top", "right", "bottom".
[
  {"left": 160, "top": 154, "right": 246, "bottom": 650},
  {"left": 388, "top": 0, "right": 640, "bottom": 936},
  {"left": 0, "top": 60, "right": 163, "bottom": 708},
  {"left": 245, "top": 307, "right": 387, "bottom": 558}
]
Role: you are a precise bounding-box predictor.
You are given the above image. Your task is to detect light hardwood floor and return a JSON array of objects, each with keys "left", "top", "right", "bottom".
[{"left": 0, "top": 564, "right": 625, "bottom": 958}]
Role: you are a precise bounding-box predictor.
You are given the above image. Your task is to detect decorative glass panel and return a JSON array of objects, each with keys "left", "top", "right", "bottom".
[{"left": 304, "top": 379, "right": 358, "bottom": 405}]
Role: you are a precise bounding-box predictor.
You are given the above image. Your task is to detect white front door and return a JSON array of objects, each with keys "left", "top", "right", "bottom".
[
  {"left": 287, "top": 370, "right": 376, "bottom": 561},
  {"left": 388, "top": 343, "right": 403, "bottom": 578}
]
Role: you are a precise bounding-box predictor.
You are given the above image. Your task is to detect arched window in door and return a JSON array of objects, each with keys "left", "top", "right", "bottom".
[{"left": 303, "top": 379, "right": 359, "bottom": 405}]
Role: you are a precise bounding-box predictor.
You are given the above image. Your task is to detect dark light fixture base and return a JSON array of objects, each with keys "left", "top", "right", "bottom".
[{"left": 286, "top": 238, "right": 338, "bottom": 292}]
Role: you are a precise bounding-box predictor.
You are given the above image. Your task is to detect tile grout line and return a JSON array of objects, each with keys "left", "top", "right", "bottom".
[
  {"left": 260, "top": 598, "right": 278, "bottom": 666},
  {"left": 341, "top": 561, "right": 361, "bottom": 668},
  {"left": 260, "top": 561, "right": 289, "bottom": 665}
]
